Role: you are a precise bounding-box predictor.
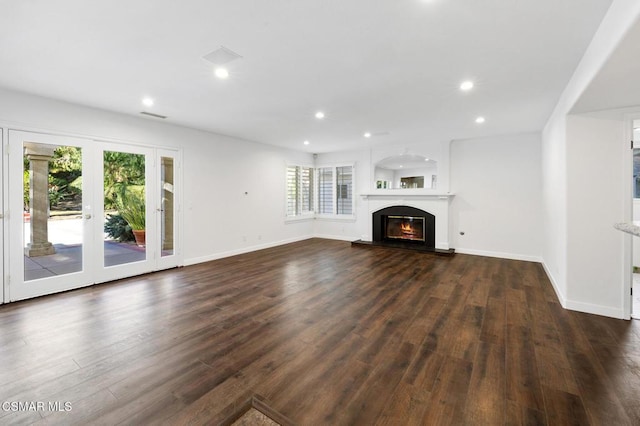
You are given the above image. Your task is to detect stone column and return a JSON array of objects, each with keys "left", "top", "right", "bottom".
[{"left": 24, "top": 142, "right": 57, "bottom": 257}]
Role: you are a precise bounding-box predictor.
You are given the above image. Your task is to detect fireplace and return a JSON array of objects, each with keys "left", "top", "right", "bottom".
[{"left": 373, "top": 205, "right": 435, "bottom": 249}]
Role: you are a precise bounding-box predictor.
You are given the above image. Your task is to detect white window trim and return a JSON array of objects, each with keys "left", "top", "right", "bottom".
[{"left": 284, "top": 213, "right": 315, "bottom": 223}]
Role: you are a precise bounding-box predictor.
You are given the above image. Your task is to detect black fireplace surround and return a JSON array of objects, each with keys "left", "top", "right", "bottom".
[{"left": 372, "top": 205, "right": 435, "bottom": 249}]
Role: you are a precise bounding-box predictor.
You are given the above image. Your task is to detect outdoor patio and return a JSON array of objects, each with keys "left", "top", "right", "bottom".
[
  {"left": 23, "top": 217, "right": 146, "bottom": 281},
  {"left": 24, "top": 242, "right": 146, "bottom": 281}
]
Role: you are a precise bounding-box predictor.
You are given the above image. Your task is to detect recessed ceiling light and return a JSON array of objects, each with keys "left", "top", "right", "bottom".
[
  {"left": 424, "top": 158, "right": 430, "bottom": 161},
  {"left": 303, "top": 140, "right": 310, "bottom": 145},
  {"left": 475, "top": 116, "right": 486, "bottom": 123},
  {"left": 364, "top": 132, "right": 372, "bottom": 138},
  {"left": 214, "top": 67, "right": 230, "bottom": 79},
  {"left": 142, "top": 97, "right": 154, "bottom": 107},
  {"left": 315, "top": 111, "right": 325, "bottom": 119},
  {"left": 460, "top": 81, "right": 474, "bottom": 91}
]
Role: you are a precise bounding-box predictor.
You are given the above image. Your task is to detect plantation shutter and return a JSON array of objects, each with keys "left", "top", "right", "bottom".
[
  {"left": 286, "top": 166, "right": 314, "bottom": 217},
  {"left": 286, "top": 166, "right": 298, "bottom": 216},
  {"left": 336, "top": 166, "right": 353, "bottom": 215},
  {"left": 318, "top": 167, "right": 334, "bottom": 214},
  {"left": 300, "top": 166, "right": 314, "bottom": 214}
]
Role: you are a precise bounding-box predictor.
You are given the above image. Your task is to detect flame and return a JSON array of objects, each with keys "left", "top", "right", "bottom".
[{"left": 401, "top": 223, "right": 413, "bottom": 233}]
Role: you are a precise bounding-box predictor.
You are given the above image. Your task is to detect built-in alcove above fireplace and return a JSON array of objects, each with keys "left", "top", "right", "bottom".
[{"left": 373, "top": 206, "right": 436, "bottom": 249}]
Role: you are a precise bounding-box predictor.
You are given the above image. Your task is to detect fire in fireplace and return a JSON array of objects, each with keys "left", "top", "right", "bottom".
[{"left": 385, "top": 216, "right": 425, "bottom": 242}]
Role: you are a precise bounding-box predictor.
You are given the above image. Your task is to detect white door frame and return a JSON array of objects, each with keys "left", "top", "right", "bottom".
[
  {"left": 623, "top": 113, "right": 640, "bottom": 319},
  {"left": 624, "top": 113, "right": 640, "bottom": 319}
]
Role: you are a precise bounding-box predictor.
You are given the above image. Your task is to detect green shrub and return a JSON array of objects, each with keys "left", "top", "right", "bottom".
[
  {"left": 104, "top": 213, "right": 135, "bottom": 242},
  {"left": 115, "top": 187, "right": 145, "bottom": 231}
]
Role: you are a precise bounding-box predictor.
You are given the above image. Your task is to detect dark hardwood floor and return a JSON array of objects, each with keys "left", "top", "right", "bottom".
[{"left": 1, "top": 238, "right": 639, "bottom": 425}]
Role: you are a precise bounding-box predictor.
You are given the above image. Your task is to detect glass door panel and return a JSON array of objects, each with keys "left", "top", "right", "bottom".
[
  {"left": 103, "top": 150, "right": 147, "bottom": 267},
  {"left": 9, "top": 131, "right": 93, "bottom": 301},
  {"left": 161, "top": 156, "right": 174, "bottom": 256},
  {"left": 156, "top": 149, "right": 180, "bottom": 270},
  {"left": 23, "top": 144, "right": 84, "bottom": 280}
]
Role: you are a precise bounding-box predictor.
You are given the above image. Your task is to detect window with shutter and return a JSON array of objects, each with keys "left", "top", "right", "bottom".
[{"left": 286, "top": 165, "right": 314, "bottom": 217}]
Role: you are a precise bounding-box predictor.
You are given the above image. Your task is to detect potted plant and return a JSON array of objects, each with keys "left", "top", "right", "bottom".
[{"left": 115, "top": 187, "right": 146, "bottom": 247}]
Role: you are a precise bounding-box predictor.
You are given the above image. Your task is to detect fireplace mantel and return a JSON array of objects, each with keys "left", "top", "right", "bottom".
[{"left": 360, "top": 192, "right": 454, "bottom": 200}]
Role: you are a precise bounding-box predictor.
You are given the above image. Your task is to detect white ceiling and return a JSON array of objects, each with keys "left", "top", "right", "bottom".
[
  {"left": 0, "top": 0, "right": 614, "bottom": 153},
  {"left": 572, "top": 14, "right": 640, "bottom": 114}
]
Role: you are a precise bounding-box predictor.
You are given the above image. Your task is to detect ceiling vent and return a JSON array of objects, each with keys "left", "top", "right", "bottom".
[
  {"left": 202, "top": 46, "right": 242, "bottom": 65},
  {"left": 140, "top": 111, "right": 167, "bottom": 119}
]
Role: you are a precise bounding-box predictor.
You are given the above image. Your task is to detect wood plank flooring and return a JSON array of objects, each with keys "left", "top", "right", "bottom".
[{"left": 1, "top": 238, "right": 640, "bottom": 425}]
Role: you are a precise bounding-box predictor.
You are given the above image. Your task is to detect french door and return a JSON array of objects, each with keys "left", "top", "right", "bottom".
[
  {"left": 96, "top": 143, "right": 155, "bottom": 283},
  {"left": 8, "top": 130, "right": 180, "bottom": 301}
]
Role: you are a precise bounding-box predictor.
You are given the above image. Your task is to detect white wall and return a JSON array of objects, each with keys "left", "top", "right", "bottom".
[
  {"left": 0, "top": 87, "right": 315, "bottom": 266},
  {"left": 541, "top": 113, "right": 568, "bottom": 298},
  {"left": 565, "top": 113, "right": 627, "bottom": 317},
  {"left": 450, "top": 133, "right": 542, "bottom": 261},
  {"left": 541, "top": 0, "right": 640, "bottom": 318}
]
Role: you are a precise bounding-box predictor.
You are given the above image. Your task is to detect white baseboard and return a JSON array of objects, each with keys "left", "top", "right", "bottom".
[
  {"left": 183, "top": 235, "right": 314, "bottom": 266},
  {"left": 564, "top": 300, "right": 625, "bottom": 319},
  {"left": 312, "top": 233, "right": 356, "bottom": 242},
  {"left": 455, "top": 247, "right": 542, "bottom": 263},
  {"left": 541, "top": 260, "right": 626, "bottom": 319}
]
